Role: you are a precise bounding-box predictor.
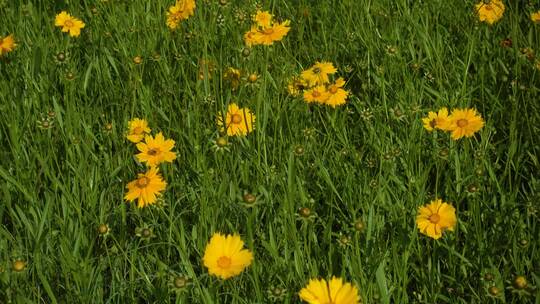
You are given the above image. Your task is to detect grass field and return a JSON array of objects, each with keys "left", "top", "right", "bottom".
[{"left": 1, "top": 0, "right": 539, "bottom": 303}]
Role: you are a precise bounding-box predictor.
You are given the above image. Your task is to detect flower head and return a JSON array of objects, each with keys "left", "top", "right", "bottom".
[
  {"left": 253, "top": 21, "right": 290, "bottom": 45},
  {"left": 531, "top": 11, "right": 540, "bottom": 23},
  {"left": 299, "top": 277, "right": 360, "bottom": 304},
  {"left": 126, "top": 118, "right": 151, "bottom": 143},
  {"left": 0, "top": 34, "right": 17, "bottom": 56},
  {"left": 217, "top": 103, "right": 256, "bottom": 136},
  {"left": 254, "top": 10, "right": 273, "bottom": 28},
  {"left": 416, "top": 199, "right": 457, "bottom": 240},
  {"left": 301, "top": 61, "right": 337, "bottom": 86},
  {"left": 124, "top": 167, "right": 167, "bottom": 208},
  {"left": 202, "top": 233, "right": 253, "bottom": 279},
  {"left": 287, "top": 76, "right": 309, "bottom": 96},
  {"left": 475, "top": 0, "right": 505, "bottom": 25},
  {"left": 445, "top": 108, "right": 485, "bottom": 140},
  {"left": 55, "top": 11, "right": 85, "bottom": 37},
  {"left": 422, "top": 108, "right": 449, "bottom": 131},
  {"left": 325, "top": 77, "right": 349, "bottom": 107},
  {"left": 166, "top": 0, "right": 196, "bottom": 30},
  {"left": 303, "top": 85, "right": 330, "bottom": 104},
  {"left": 136, "top": 132, "right": 177, "bottom": 166}
]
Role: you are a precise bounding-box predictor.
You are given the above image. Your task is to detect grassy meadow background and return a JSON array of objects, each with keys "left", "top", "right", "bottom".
[{"left": 1, "top": 0, "right": 539, "bottom": 303}]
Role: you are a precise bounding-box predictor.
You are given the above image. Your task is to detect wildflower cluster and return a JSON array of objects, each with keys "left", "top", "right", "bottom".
[
  {"left": 244, "top": 10, "right": 290, "bottom": 46},
  {"left": 123, "top": 118, "right": 176, "bottom": 208},
  {"left": 422, "top": 107, "right": 485, "bottom": 140},
  {"left": 166, "top": 0, "right": 196, "bottom": 30}
]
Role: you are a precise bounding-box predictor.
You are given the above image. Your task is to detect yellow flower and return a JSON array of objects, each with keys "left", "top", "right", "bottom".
[
  {"left": 303, "top": 85, "right": 330, "bottom": 104},
  {"left": 202, "top": 233, "right": 253, "bottom": 280},
  {"left": 254, "top": 10, "right": 273, "bottom": 28},
  {"left": 299, "top": 277, "right": 360, "bottom": 304},
  {"left": 254, "top": 21, "right": 291, "bottom": 45},
  {"left": 217, "top": 103, "right": 256, "bottom": 136},
  {"left": 421, "top": 107, "right": 449, "bottom": 131},
  {"left": 301, "top": 61, "right": 337, "bottom": 86},
  {"left": 0, "top": 34, "right": 17, "bottom": 56},
  {"left": 55, "top": 11, "right": 85, "bottom": 37},
  {"left": 445, "top": 108, "right": 485, "bottom": 140},
  {"left": 224, "top": 67, "right": 242, "bottom": 90},
  {"left": 166, "top": 0, "right": 196, "bottom": 30},
  {"left": 124, "top": 167, "right": 167, "bottom": 208},
  {"left": 136, "top": 132, "right": 177, "bottom": 166},
  {"left": 243, "top": 27, "right": 261, "bottom": 47},
  {"left": 126, "top": 118, "right": 151, "bottom": 143},
  {"left": 416, "top": 199, "right": 457, "bottom": 240},
  {"left": 287, "top": 76, "right": 309, "bottom": 96},
  {"left": 531, "top": 11, "right": 540, "bottom": 23},
  {"left": 325, "top": 77, "right": 349, "bottom": 107},
  {"left": 475, "top": 0, "right": 505, "bottom": 25}
]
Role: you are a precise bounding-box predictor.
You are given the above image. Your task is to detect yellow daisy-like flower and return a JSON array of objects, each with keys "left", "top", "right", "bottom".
[
  {"left": 445, "top": 108, "right": 485, "bottom": 140},
  {"left": 166, "top": 0, "right": 196, "bottom": 30},
  {"left": 254, "top": 21, "right": 291, "bottom": 45},
  {"left": 287, "top": 76, "right": 309, "bottom": 97},
  {"left": 243, "top": 27, "right": 261, "bottom": 47},
  {"left": 303, "top": 85, "right": 330, "bottom": 104},
  {"left": 217, "top": 103, "right": 256, "bottom": 136},
  {"left": 126, "top": 118, "right": 151, "bottom": 143},
  {"left": 416, "top": 199, "right": 457, "bottom": 240},
  {"left": 421, "top": 107, "right": 449, "bottom": 131},
  {"left": 531, "top": 11, "right": 540, "bottom": 23},
  {"left": 299, "top": 277, "right": 360, "bottom": 304},
  {"left": 325, "top": 77, "right": 349, "bottom": 107},
  {"left": 136, "top": 132, "right": 177, "bottom": 166},
  {"left": 475, "top": 0, "right": 505, "bottom": 25},
  {"left": 0, "top": 34, "right": 17, "bottom": 56},
  {"left": 301, "top": 61, "right": 337, "bottom": 86},
  {"left": 202, "top": 233, "right": 253, "bottom": 280},
  {"left": 54, "top": 11, "right": 85, "bottom": 37},
  {"left": 254, "top": 10, "right": 273, "bottom": 28},
  {"left": 124, "top": 167, "right": 167, "bottom": 208}
]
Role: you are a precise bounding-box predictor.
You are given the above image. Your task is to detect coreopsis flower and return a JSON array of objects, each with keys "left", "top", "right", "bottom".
[
  {"left": 55, "top": 11, "right": 85, "bottom": 37},
  {"left": 243, "top": 27, "right": 260, "bottom": 47},
  {"left": 0, "top": 34, "right": 17, "bottom": 56},
  {"left": 287, "top": 76, "right": 309, "bottom": 96},
  {"left": 303, "top": 85, "right": 330, "bottom": 104},
  {"left": 243, "top": 10, "right": 290, "bottom": 46},
  {"left": 531, "top": 11, "right": 540, "bottom": 23},
  {"left": 325, "top": 77, "right": 349, "bottom": 107},
  {"left": 416, "top": 199, "right": 457, "bottom": 240},
  {"left": 124, "top": 167, "right": 167, "bottom": 208},
  {"left": 126, "top": 118, "right": 151, "bottom": 143},
  {"left": 217, "top": 103, "right": 256, "bottom": 136},
  {"left": 445, "top": 108, "right": 485, "bottom": 140},
  {"left": 301, "top": 61, "right": 337, "bottom": 86},
  {"left": 254, "top": 10, "right": 273, "bottom": 28},
  {"left": 299, "top": 277, "right": 360, "bottom": 304},
  {"left": 166, "top": 0, "right": 196, "bottom": 30},
  {"left": 136, "top": 132, "right": 177, "bottom": 166},
  {"left": 422, "top": 108, "right": 449, "bottom": 131},
  {"left": 475, "top": 0, "right": 505, "bottom": 25},
  {"left": 202, "top": 233, "right": 253, "bottom": 279}
]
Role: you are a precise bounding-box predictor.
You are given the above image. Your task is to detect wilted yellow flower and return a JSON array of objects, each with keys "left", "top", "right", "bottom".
[
  {"left": 55, "top": 11, "right": 85, "bottom": 37},
  {"left": 303, "top": 85, "right": 329, "bottom": 104},
  {"left": 124, "top": 167, "right": 167, "bottom": 208},
  {"left": 136, "top": 132, "right": 177, "bottom": 166},
  {"left": 166, "top": 0, "right": 196, "bottom": 30},
  {"left": 224, "top": 67, "right": 242, "bottom": 90},
  {"left": 422, "top": 108, "right": 449, "bottom": 131},
  {"left": 299, "top": 277, "right": 360, "bottom": 304},
  {"left": 301, "top": 61, "right": 337, "bottom": 86},
  {"left": 126, "top": 118, "right": 151, "bottom": 143},
  {"left": 0, "top": 34, "right": 17, "bottom": 56},
  {"left": 475, "top": 0, "right": 505, "bottom": 25},
  {"left": 416, "top": 199, "right": 456, "bottom": 240},
  {"left": 202, "top": 233, "right": 253, "bottom": 280},
  {"left": 325, "top": 77, "right": 349, "bottom": 107},
  {"left": 445, "top": 108, "right": 485, "bottom": 140},
  {"left": 217, "top": 103, "right": 256, "bottom": 136},
  {"left": 531, "top": 11, "right": 540, "bottom": 23}
]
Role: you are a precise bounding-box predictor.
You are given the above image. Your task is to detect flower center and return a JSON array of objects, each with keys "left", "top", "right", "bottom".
[
  {"left": 217, "top": 256, "right": 232, "bottom": 269},
  {"left": 133, "top": 126, "right": 144, "bottom": 134},
  {"left": 457, "top": 119, "right": 468, "bottom": 128},
  {"left": 429, "top": 213, "right": 441, "bottom": 224},
  {"left": 64, "top": 20, "right": 74, "bottom": 27},
  {"left": 147, "top": 148, "right": 160, "bottom": 156},
  {"left": 263, "top": 28, "right": 274, "bottom": 35},
  {"left": 312, "top": 91, "right": 321, "bottom": 98},
  {"left": 329, "top": 86, "right": 338, "bottom": 94},
  {"left": 231, "top": 114, "right": 243, "bottom": 124},
  {"left": 312, "top": 67, "right": 321, "bottom": 74},
  {"left": 136, "top": 177, "right": 150, "bottom": 188},
  {"left": 429, "top": 119, "right": 437, "bottom": 128}
]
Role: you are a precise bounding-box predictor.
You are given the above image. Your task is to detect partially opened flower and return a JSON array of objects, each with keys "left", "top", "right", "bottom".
[
  {"left": 136, "top": 132, "right": 177, "bottom": 166},
  {"left": 124, "top": 167, "right": 167, "bottom": 208},
  {"left": 126, "top": 118, "right": 151, "bottom": 143},
  {"left": 325, "top": 77, "right": 349, "bottom": 107},
  {"left": 202, "top": 233, "right": 253, "bottom": 279},
  {"left": 0, "top": 34, "right": 17, "bottom": 56},
  {"left": 301, "top": 61, "right": 337, "bottom": 86},
  {"left": 422, "top": 108, "right": 449, "bottom": 131},
  {"left": 299, "top": 277, "right": 360, "bottom": 304},
  {"left": 475, "top": 0, "right": 505, "bottom": 25},
  {"left": 416, "top": 199, "right": 457, "bottom": 240},
  {"left": 217, "top": 103, "right": 256, "bottom": 136},
  {"left": 55, "top": 11, "right": 85, "bottom": 37},
  {"left": 445, "top": 108, "right": 485, "bottom": 140}
]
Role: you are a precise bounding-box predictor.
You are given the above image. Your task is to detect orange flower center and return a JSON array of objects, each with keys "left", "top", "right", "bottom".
[
  {"left": 136, "top": 177, "right": 150, "bottom": 188},
  {"left": 217, "top": 256, "right": 231, "bottom": 269},
  {"left": 231, "top": 114, "right": 243, "bottom": 124},
  {"left": 312, "top": 91, "right": 321, "bottom": 98},
  {"left": 457, "top": 119, "right": 468, "bottom": 128},
  {"left": 329, "top": 86, "right": 338, "bottom": 94},
  {"left": 147, "top": 148, "right": 160, "bottom": 156},
  {"left": 133, "top": 126, "right": 144, "bottom": 134},
  {"left": 485, "top": 5, "right": 492, "bottom": 11},
  {"left": 64, "top": 20, "right": 74, "bottom": 27},
  {"left": 429, "top": 213, "right": 440, "bottom": 224}
]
